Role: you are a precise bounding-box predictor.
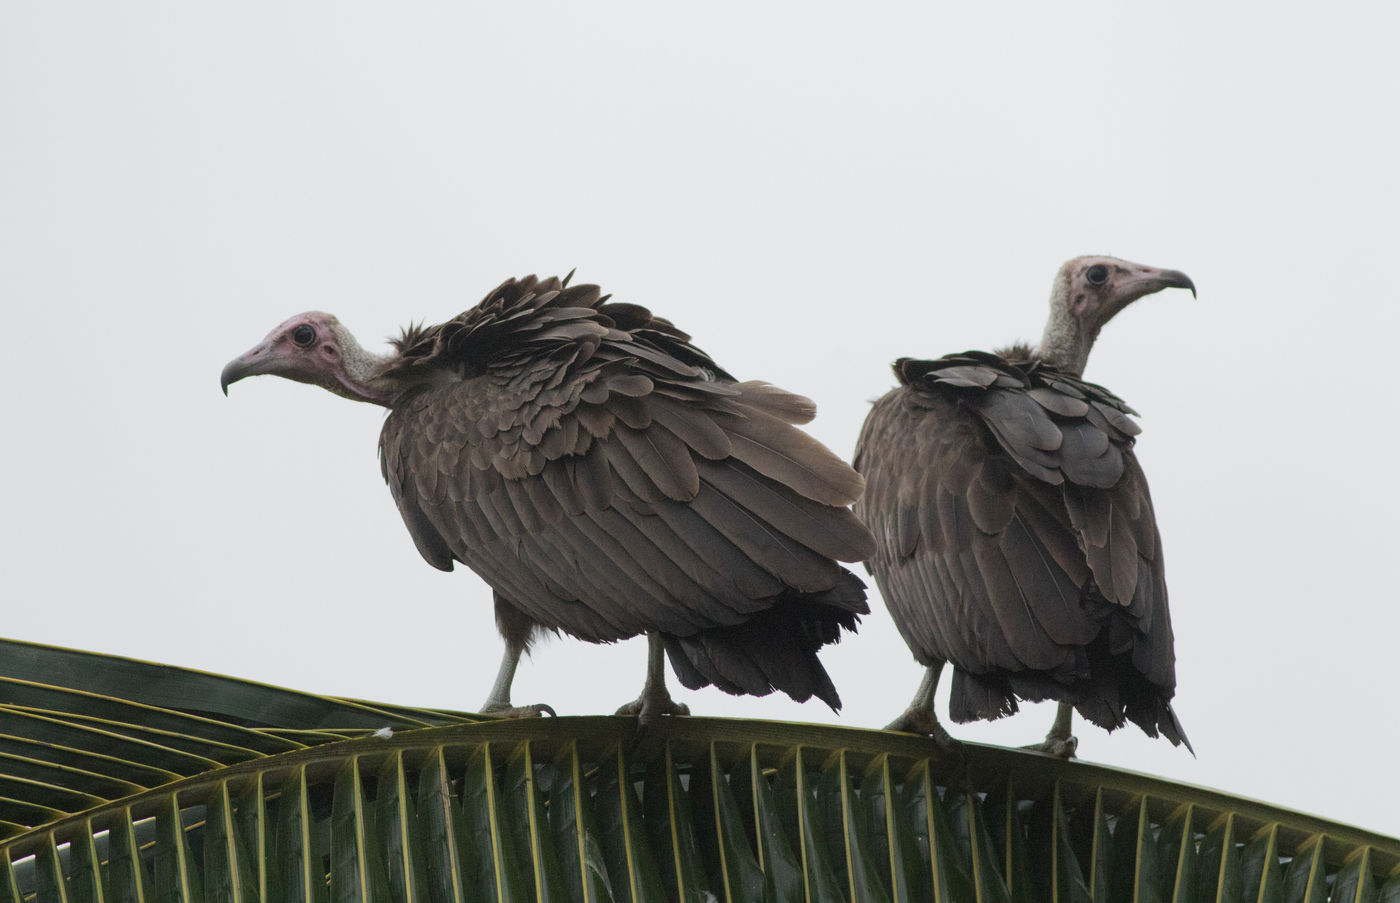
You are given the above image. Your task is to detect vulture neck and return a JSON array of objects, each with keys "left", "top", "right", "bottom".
[
  {"left": 329, "top": 331, "right": 406, "bottom": 407},
  {"left": 1035, "top": 288, "right": 1096, "bottom": 377}
]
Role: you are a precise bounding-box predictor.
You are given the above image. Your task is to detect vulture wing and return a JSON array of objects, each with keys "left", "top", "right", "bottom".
[
  {"left": 854, "top": 352, "right": 1185, "bottom": 744},
  {"left": 379, "top": 277, "right": 873, "bottom": 708}
]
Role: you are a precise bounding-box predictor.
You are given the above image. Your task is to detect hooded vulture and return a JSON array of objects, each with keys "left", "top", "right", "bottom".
[
  {"left": 222, "top": 274, "right": 874, "bottom": 723},
  {"left": 853, "top": 256, "right": 1194, "bottom": 756}
]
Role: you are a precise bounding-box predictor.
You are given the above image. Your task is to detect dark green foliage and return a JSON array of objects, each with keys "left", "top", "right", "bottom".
[
  {"left": 1, "top": 642, "right": 1396, "bottom": 902},
  {"left": 2, "top": 722, "right": 1400, "bottom": 903}
]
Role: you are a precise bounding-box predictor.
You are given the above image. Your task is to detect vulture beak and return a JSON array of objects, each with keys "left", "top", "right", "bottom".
[
  {"left": 1088, "top": 262, "right": 1196, "bottom": 331},
  {"left": 220, "top": 339, "right": 277, "bottom": 395},
  {"left": 1156, "top": 268, "right": 1196, "bottom": 298},
  {"left": 1123, "top": 266, "right": 1196, "bottom": 301}
]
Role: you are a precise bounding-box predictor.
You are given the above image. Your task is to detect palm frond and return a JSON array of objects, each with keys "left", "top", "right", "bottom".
[{"left": 1, "top": 641, "right": 1396, "bottom": 902}]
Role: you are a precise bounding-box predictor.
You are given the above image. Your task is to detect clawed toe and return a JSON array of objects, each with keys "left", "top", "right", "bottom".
[
  {"left": 885, "top": 707, "right": 945, "bottom": 737},
  {"left": 615, "top": 696, "right": 690, "bottom": 725},
  {"left": 1022, "top": 735, "right": 1078, "bottom": 759},
  {"left": 480, "top": 702, "right": 557, "bottom": 719},
  {"left": 885, "top": 708, "right": 963, "bottom": 759}
]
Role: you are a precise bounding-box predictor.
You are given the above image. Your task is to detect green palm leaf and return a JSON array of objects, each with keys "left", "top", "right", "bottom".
[
  {"left": 2, "top": 642, "right": 1399, "bottom": 903},
  {"left": 106, "top": 807, "right": 149, "bottom": 903},
  {"left": 376, "top": 750, "right": 429, "bottom": 903}
]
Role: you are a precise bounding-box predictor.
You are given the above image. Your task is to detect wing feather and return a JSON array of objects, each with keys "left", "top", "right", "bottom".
[
  {"left": 648, "top": 399, "right": 733, "bottom": 460},
  {"left": 687, "top": 482, "right": 841, "bottom": 593},
  {"left": 697, "top": 459, "right": 876, "bottom": 562},
  {"left": 970, "top": 541, "right": 1064, "bottom": 671},
  {"left": 611, "top": 423, "right": 700, "bottom": 500},
  {"left": 612, "top": 504, "right": 764, "bottom": 619},
  {"left": 730, "top": 380, "right": 818, "bottom": 424},
  {"left": 713, "top": 407, "right": 866, "bottom": 507},
  {"left": 645, "top": 499, "right": 786, "bottom": 600}
]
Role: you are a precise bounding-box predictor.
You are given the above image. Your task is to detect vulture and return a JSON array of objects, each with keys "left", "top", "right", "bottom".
[
  {"left": 853, "top": 256, "right": 1194, "bottom": 757},
  {"left": 222, "top": 274, "right": 875, "bottom": 723}
]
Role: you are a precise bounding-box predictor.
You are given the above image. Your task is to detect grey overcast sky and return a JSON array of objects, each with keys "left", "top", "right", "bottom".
[{"left": 3, "top": 3, "right": 1398, "bottom": 836}]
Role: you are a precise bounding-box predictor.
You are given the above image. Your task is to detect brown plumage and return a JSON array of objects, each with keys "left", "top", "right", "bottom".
[
  {"left": 853, "top": 256, "right": 1194, "bottom": 755},
  {"left": 222, "top": 274, "right": 874, "bottom": 721}
]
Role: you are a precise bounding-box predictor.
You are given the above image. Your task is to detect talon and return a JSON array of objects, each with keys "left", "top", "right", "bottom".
[
  {"left": 885, "top": 707, "right": 964, "bottom": 761},
  {"left": 614, "top": 698, "right": 689, "bottom": 719},
  {"left": 480, "top": 702, "right": 556, "bottom": 719},
  {"left": 619, "top": 634, "right": 690, "bottom": 729},
  {"left": 1021, "top": 735, "right": 1078, "bottom": 759}
]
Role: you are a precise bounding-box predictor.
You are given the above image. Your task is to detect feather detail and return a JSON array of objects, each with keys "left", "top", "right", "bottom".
[
  {"left": 714, "top": 407, "right": 867, "bottom": 507},
  {"left": 854, "top": 344, "right": 1184, "bottom": 747},
  {"left": 370, "top": 274, "right": 872, "bottom": 706}
]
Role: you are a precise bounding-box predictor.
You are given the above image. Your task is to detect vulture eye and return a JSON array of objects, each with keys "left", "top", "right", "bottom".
[
  {"left": 291, "top": 324, "right": 316, "bottom": 347},
  {"left": 1085, "top": 265, "right": 1110, "bottom": 286}
]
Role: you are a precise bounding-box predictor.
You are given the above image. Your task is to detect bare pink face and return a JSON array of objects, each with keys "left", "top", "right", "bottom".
[
  {"left": 220, "top": 311, "right": 346, "bottom": 394},
  {"left": 1061, "top": 256, "right": 1195, "bottom": 328}
]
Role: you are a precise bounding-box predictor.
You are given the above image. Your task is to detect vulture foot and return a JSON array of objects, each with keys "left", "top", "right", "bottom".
[
  {"left": 617, "top": 633, "right": 691, "bottom": 728},
  {"left": 615, "top": 693, "right": 690, "bottom": 728},
  {"left": 1021, "top": 735, "right": 1078, "bottom": 759},
  {"left": 480, "top": 702, "right": 557, "bottom": 719},
  {"left": 1022, "top": 702, "right": 1077, "bottom": 758},
  {"left": 885, "top": 707, "right": 964, "bottom": 760}
]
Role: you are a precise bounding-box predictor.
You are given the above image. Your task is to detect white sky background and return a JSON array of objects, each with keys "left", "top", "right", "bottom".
[{"left": 3, "top": 3, "right": 1398, "bottom": 836}]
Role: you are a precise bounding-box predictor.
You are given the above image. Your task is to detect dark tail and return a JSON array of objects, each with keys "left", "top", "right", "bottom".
[
  {"left": 951, "top": 666, "right": 1193, "bottom": 753},
  {"left": 662, "top": 569, "right": 867, "bottom": 710}
]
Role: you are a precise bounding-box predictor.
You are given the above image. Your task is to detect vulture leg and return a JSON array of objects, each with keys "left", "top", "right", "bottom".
[
  {"left": 1022, "top": 702, "right": 1078, "bottom": 759},
  {"left": 614, "top": 633, "right": 690, "bottom": 726},
  {"left": 478, "top": 594, "right": 555, "bottom": 718},
  {"left": 886, "top": 663, "right": 962, "bottom": 757},
  {"left": 477, "top": 637, "right": 556, "bottom": 718}
]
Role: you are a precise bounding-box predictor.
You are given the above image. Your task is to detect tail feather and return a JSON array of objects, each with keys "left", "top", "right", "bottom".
[
  {"left": 662, "top": 570, "right": 866, "bottom": 709},
  {"left": 1127, "top": 698, "right": 1194, "bottom": 754},
  {"left": 949, "top": 671, "right": 1019, "bottom": 722},
  {"left": 953, "top": 659, "right": 1192, "bottom": 752}
]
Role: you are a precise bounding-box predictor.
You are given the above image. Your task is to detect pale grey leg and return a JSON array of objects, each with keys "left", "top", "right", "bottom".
[
  {"left": 1023, "top": 701, "right": 1078, "bottom": 758},
  {"left": 615, "top": 634, "right": 690, "bottom": 725},
  {"left": 478, "top": 636, "right": 555, "bottom": 718},
  {"left": 885, "top": 662, "right": 960, "bottom": 755}
]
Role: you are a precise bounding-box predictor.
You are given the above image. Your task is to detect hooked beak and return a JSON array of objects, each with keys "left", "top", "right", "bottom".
[
  {"left": 1124, "top": 266, "right": 1196, "bottom": 300},
  {"left": 1090, "top": 261, "right": 1196, "bottom": 330},
  {"left": 1156, "top": 268, "right": 1196, "bottom": 298},
  {"left": 220, "top": 339, "right": 277, "bottom": 395}
]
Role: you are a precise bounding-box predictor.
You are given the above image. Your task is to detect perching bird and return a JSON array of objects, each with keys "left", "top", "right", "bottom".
[
  {"left": 222, "top": 274, "right": 874, "bottom": 723},
  {"left": 853, "top": 256, "right": 1194, "bottom": 757}
]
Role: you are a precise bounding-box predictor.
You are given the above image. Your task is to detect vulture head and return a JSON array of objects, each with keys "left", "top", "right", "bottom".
[
  {"left": 1038, "top": 256, "right": 1195, "bottom": 376},
  {"left": 220, "top": 312, "right": 399, "bottom": 406}
]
